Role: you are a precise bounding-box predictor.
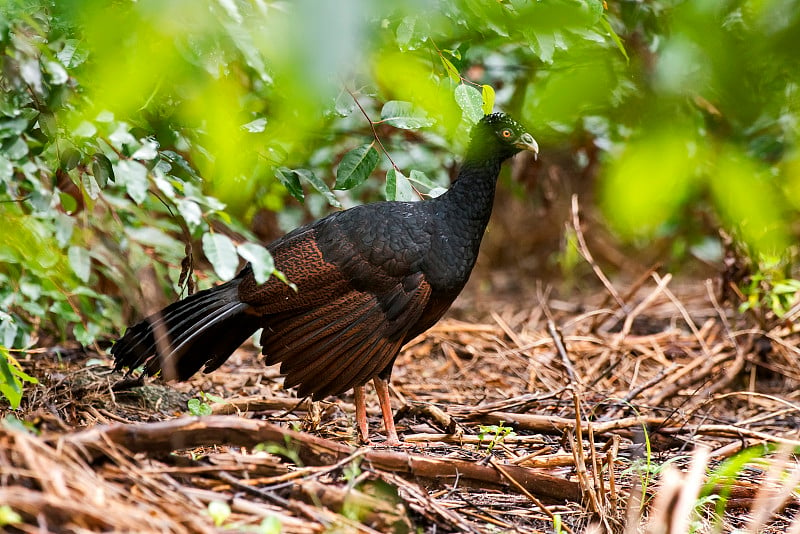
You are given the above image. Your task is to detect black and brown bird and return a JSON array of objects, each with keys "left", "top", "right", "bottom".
[{"left": 111, "top": 112, "right": 538, "bottom": 444}]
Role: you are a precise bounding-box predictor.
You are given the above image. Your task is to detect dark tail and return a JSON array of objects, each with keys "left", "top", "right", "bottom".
[{"left": 111, "top": 277, "right": 262, "bottom": 381}]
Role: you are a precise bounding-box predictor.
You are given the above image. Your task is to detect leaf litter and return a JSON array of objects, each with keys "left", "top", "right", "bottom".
[{"left": 3, "top": 270, "right": 800, "bottom": 532}]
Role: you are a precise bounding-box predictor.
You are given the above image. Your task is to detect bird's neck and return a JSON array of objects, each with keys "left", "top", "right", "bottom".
[
  {"left": 422, "top": 153, "right": 505, "bottom": 293},
  {"left": 437, "top": 155, "right": 503, "bottom": 226}
]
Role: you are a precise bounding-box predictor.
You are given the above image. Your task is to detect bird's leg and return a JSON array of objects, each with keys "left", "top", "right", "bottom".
[
  {"left": 373, "top": 377, "right": 400, "bottom": 445},
  {"left": 353, "top": 385, "right": 370, "bottom": 444}
]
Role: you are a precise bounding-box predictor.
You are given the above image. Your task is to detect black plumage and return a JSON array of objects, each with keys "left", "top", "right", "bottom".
[{"left": 111, "top": 112, "right": 539, "bottom": 444}]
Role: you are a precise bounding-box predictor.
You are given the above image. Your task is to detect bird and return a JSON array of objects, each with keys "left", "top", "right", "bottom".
[{"left": 111, "top": 112, "right": 539, "bottom": 445}]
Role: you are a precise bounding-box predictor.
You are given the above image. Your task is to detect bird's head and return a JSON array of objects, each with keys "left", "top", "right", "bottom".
[{"left": 469, "top": 112, "right": 539, "bottom": 162}]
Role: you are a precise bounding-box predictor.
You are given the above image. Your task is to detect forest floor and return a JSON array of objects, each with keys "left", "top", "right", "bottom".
[{"left": 3, "top": 269, "right": 800, "bottom": 533}]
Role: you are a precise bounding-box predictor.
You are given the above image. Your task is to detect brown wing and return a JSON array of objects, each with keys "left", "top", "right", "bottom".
[{"left": 239, "top": 223, "right": 433, "bottom": 398}]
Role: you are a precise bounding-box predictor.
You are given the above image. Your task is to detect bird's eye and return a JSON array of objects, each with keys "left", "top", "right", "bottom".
[{"left": 501, "top": 129, "right": 513, "bottom": 138}]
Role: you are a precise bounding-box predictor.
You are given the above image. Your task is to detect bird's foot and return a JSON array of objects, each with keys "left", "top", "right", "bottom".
[{"left": 383, "top": 434, "right": 401, "bottom": 447}]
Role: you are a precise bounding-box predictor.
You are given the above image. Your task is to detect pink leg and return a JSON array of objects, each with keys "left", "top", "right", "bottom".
[
  {"left": 373, "top": 377, "right": 400, "bottom": 445},
  {"left": 353, "top": 385, "right": 370, "bottom": 444}
]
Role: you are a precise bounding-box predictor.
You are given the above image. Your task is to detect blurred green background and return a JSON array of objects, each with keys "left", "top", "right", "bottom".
[{"left": 1, "top": 0, "right": 799, "bottom": 406}]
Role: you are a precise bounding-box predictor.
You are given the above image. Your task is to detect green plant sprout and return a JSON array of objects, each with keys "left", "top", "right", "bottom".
[
  {"left": 186, "top": 391, "right": 225, "bottom": 416},
  {"left": 255, "top": 435, "right": 303, "bottom": 467},
  {"left": 477, "top": 422, "right": 516, "bottom": 452},
  {"left": 738, "top": 254, "right": 800, "bottom": 322}
]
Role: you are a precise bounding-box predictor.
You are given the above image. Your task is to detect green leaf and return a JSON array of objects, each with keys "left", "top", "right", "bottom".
[
  {"left": 440, "top": 55, "right": 461, "bottom": 83},
  {"left": 334, "top": 144, "right": 379, "bottom": 190},
  {"left": 57, "top": 39, "right": 88, "bottom": 68},
  {"left": 396, "top": 15, "right": 427, "bottom": 51},
  {"left": 242, "top": 117, "right": 267, "bottom": 132},
  {"left": 333, "top": 91, "right": 355, "bottom": 117},
  {"left": 21, "top": 59, "right": 43, "bottom": 92},
  {"left": 0, "top": 348, "right": 35, "bottom": 410},
  {"left": 0, "top": 154, "right": 12, "bottom": 182},
  {"left": 131, "top": 139, "right": 158, "bottom": 161},
  {"left": 408, "top": 169, "right": 436, "bottom": 190},
  {"left": 396, "top": 16, "right": 414, "bottom": 49},
  {"left": 81, "top": 173, "right": 100, "bottom": 200},
  {"left": 386, "top": 168, "right": 416, "bottom": 201},
  {"left": 455, "top": 84, "right": 484, "bottom": 124},
  {"left": 60, "top": 146, "right": 81, "bottom": 170},
  {"left": 533, "top": 32, "right": 556, "bottom": 64},
  {"left": 202, "top": 232, "right": 238, "bottom": 280},
  {"left": 127, "top": 227, "right": 183, "bottom": 250},
  {"left": 45, "top": 60, "right": 68, "bottom": 84},
  {"left": 92, "top": 152, "right": 114, "bottom": 187},
  {"left": 0, "top": 504, "right": 22, "bottom": 526},
  {"left": 74, "top": 321, "right": 101, "bottom": 346},
  {"left": 58, "top": 191, "right": 78, "bottom": 213},
  {"left": 0, "top": 315, "right": 18, "bottom": 348},
  {"left": 187, "top": 398, "right": 212, "bottom": 416},
  {"left": 109, "top": 122, "right": 136, "bottom": 148},
  {"left": 0, "top": 117, "right": 28, "bottom": 139},
  {"left": 385, "top": 168, "right": 397, "bottom": 200},
  {"left": 443, "top": 48, "right": 461, "bottom": 61},
  {"left": 295, "top": 169, "right": 341, "bottom": 208},
  {"left": 53, "top": 212, "right": 75, "bottom": 247},
  {"left": 91, "top": 153, "right": 114, "bottom": 186},
  {"left": 161, "top": 150, "right": 201, "bottom": 181},
  {"left": 68, "top": 245, "right": 91, "bottom": 283},
  {"left": 601, "top": 16, "right": 629, "bottom": 62},
  {"left": 72, "top": 121, "right": 97, "bottom": 138},
  {"left": 115, "top": 160, "right": 149, "bottom": 204},
  {"left": 237, "top": 242, "right": 274, "bottom": 284},
  {"left": 772, "top": 281, "right": 800, "bottom": 294},
  {"left": 39, "top": 113, "right": 57, "bottom": 137},
  {"left": 275, "top": 167, "right": 304, "bottom": 203},
  {"left": 207, "top": 500, "right": 231, "bottom": 527},
  {"left": 177, "top": 199, "right": 203, "bottom": 231},
  {"left": 201, "top": 392, "right": 225, "bottom": 403},
  {"left": 0, "top": 356, "right": 22, "bottom": 409},
  {"left": 153, "top": 173, "right": 177, "bottom": 200},
  {"left": 5, "top": 138, "right": 27, "bottom": 160},
  {"left": 481, "top": 84, "right": 495, "bottom": 115},
  {"left": 380, "top": 101, "right": 435, "bottom": 130},
  {"left": 258, "top": 516, "right": 282, "bottom": 534}
]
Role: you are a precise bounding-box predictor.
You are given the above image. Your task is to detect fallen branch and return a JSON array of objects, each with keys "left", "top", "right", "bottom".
[
  {"left": 456, "top": 410, "right": 667, "bottom": 435},
  {"left": 210, "top": 395, "right": 315, "bottom": 415},
  {"left": 56, "top": 416, "right": 582, "bottom": 501}
]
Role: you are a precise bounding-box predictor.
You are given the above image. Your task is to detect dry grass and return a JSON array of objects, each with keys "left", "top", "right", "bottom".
[{"left": 3, "top": 194, "right": 800, "bottom": 534}]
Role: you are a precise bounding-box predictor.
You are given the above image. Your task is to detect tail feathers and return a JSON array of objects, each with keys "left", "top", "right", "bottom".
[{"left": 112, "top": 281, "right": 261, "bottom": 381}]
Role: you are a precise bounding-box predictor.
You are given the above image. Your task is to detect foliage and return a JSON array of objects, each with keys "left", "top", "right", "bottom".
[
  {"left": 2, "top": 413, "right": 39, "bottom": 434},
  {"left": 700, "top": 444, "right": 775, "bottom": 529},
  {"left": 477, "top": 422, "right": 516, "bottom": 452},
  {"left": 0, "top": 346, "right": 38, "bottom": 409},
  {"left": 2, "top": 0, "right": 799, "bottom": 409},
  {"left": 205, "top": 500, "right": 231, "bottom": 527},
  {"left": 186, "top": 398, "right": 210, "bottom": 417},
  {"left": 738, "top": 254, "right": 800, "bottom": 320},
  {"left": 186, "top": 391, "right": 224, "bottom": 416},
  {"left": 598, "top": 0, "right": 800, "bottom": 259},
  {"left": 0, "top": 505, "right": 22, "bottom": 528},
  {"left": 0, "top": 0, "right": 624, "bottom": 407},
  {"left": 255, "top": 436, "right": 303, "bottom": 467}
]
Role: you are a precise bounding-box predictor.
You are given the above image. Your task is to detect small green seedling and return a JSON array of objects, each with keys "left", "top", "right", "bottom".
[
  {"left": 477, "top": 422, "right": 516, "bottom": 452},
  {"left": 187, "top": 391, "right": 225, "bottom": 416},
  {"left": 206, "top": 500, "right": 231, "bottom": 527}
]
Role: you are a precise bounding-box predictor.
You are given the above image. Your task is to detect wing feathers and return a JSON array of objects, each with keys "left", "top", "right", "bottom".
[
  {"left": 262, "top": 292, "right": 376, "bottom": 366},
  {"left": 260, "top": 276, "right": 432, "bottom": 398}
]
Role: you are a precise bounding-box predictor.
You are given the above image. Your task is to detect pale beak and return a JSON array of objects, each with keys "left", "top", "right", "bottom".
[{"left": 514, "top": 132, "right": 539, "bottom": 160}]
